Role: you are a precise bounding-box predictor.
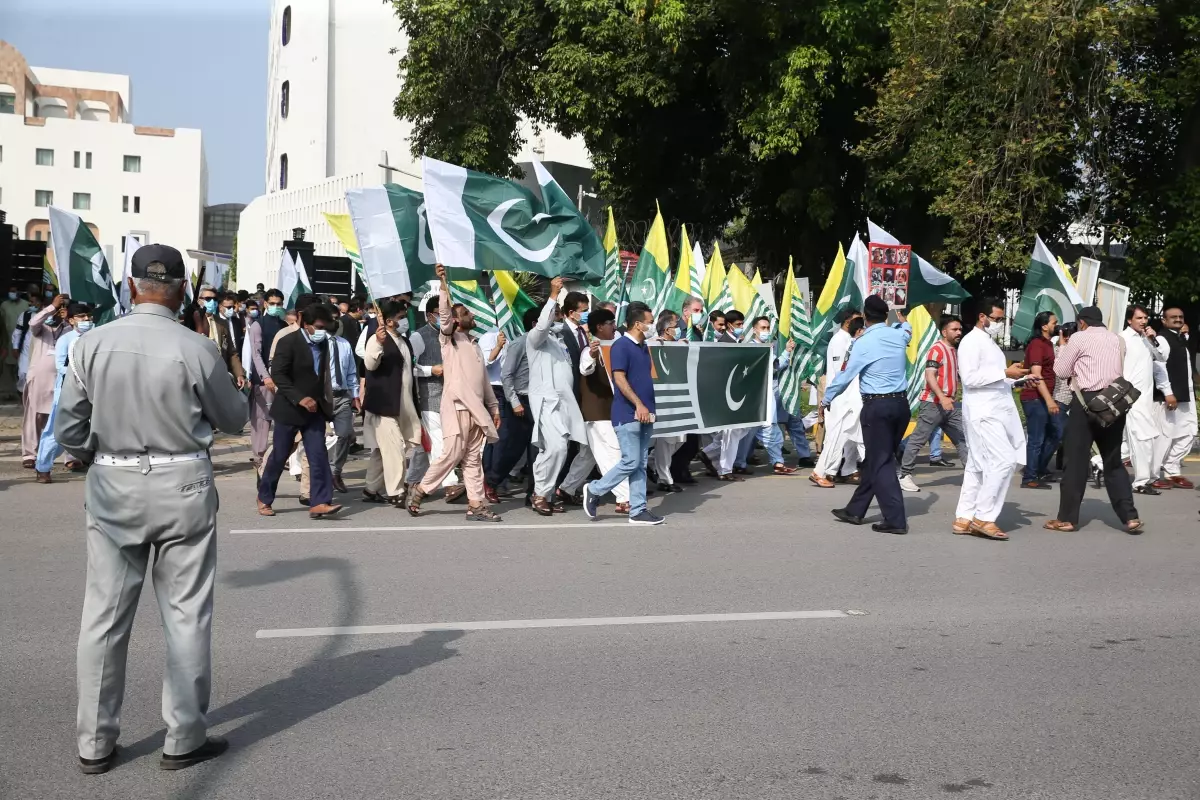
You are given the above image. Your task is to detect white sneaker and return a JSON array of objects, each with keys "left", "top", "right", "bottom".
[{"left": 898, "top": 474, "right": 920, "bottom": 493}]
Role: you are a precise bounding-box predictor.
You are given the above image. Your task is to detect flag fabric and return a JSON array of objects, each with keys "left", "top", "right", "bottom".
[
  {"left": 727, "top": 265, "right": 769, "bottom": 333},
  {"left": 751, "top": 268, "right": 777, "bottom": 329},
  {"left": 795, "top": 239, "right": 867, "bottom": 382},
  {"left": 48, "top": 206, "right": 117, "bottom": 324},
  {"left": 323, "top": 212, "right": 370, "bottom": 298},
  {"left": 904, "top": 305, "right": 941, "bottom": 413},
  {"left": 117, "top": 235, "right": 141, "bottom": 314},
  {"left": 602, "top": 208, "right": 621, "bottom": 304},
  {"left": 668, "top": 223, "right": 701, "bottom": 314},
  {"left": 628, "top": 203, "right": 672, "bottom": 315},
  {"left": 421, "top": 156, "right": 605, "bottom": 282},
  {"left": 1011, "top": 235, "right": 1084, "bottom": 345},
  {"left": 447, "top": 279, "right": 497, "bottom": 333},
  {"left": 492, "top": 270, "right": 538, "bottom": 342},
  {"left": 637, "top": 343, "right": 773, "bottom": 437},
  {"left": 777, "top": 258, "right": 815, "bottom": 416},
  {"left": 277, "top": 248, "right": 312, "bottom": 310},
  {"left": 203, "top": 260, "right": 228, "bottom": 291},
  {"left": 701, "top": 242, "right": 726, "bottom": 309},
  {"left": 866, "top": 220, "right": 971, "bottom": 308},
  {"left": 42, "top": 252, "right": 57, "bottom": 290}
]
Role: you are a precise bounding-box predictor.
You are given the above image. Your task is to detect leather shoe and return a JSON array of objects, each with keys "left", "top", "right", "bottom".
[
  {"left": 79, "top": 745, "right": 119, "bottom": 775},
  {"left": 160, "top": 736, "right": 228, "bottom": 771},
  {"left": 1169, "top": 476, "right": 1195, "bottom": 489},
  {"left": 257, "top": 501, "right": 275, "bottom": 517},
  {"left": 332, "top": 475, "right": 348, "bottom": 494},
  {"left": 308, "top": 503, "right": 343, "bottom": 519},
  {"left": 872, "top": 522, "right": 908, "bottom": 535},
  {"left": 298, "top": 496, "right": 309, "bottom": 506},
  {"left": 658, "top": 481, "right": 682, "bottom": 493},
  {"left": 809, "top": 473, "right": 835, "bottom": 488},
  {"left": 831, "top": 508, "right": 866, "bottom": 525},
  {"left": 674, "top": 473, "right": 698, "bottom": 485},
  {"left": 1150, "top": 478, "right": 1174, "bottom": 490},
  {"left": 555, "top": 488, "right": 582, "bottom": 506},
  {"left": 34, "top": 471, "right": 52, "bottom": 484},
  {"left": 484, "top": 484, "right": 500, "bottom": 504}
]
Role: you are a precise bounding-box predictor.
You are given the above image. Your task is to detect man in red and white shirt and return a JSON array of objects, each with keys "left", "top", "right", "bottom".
[{"left": 898, "top": 315, "right": 970, "bottom": 492}]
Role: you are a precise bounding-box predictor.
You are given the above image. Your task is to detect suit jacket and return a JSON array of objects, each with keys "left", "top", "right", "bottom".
[
  {"left": 562, "top": 319, "right": 587, "bottom": 398},
  {"left": 339, "top": 313, "right": 362, "bottom": 348},
  {"left": 192, "top": 310, "right": 245, "bottom": 383},
  {"left": 526, "top": 297, "right": 587, "bottom": 445},
  {"left": 269, "top": 329, "right": 334, "bottom": 427}
]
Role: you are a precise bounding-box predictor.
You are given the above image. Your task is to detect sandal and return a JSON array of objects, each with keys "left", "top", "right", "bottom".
[
  {"left": 698, "top": 452, "right": 719, "bottom": 478},
  {"left": 362, "top": 489, "right": 388, "bottom": 504},
  {"left": 809, "top": 473, "right": 835, "bottom": 488},
  {"left": 773, "top": 464, "right": 797, "bottom": 475},
  {"left": 406, "top": 486, "right": 427, "bottom": 517},
  {"left": 1125, "top": 519, "right": 1144, "bottom": 535},
  {"left": 716, "top": 473, "right": 744, "bottom": 482},
  {"left": 530, "top": 495, "right": 554, "bottom": 517},
  {"left": 614, "top": 502, "right": 630, "bottom": 515},
  {"left": 466, "top": 504, "right": 502, "bottom": 523},
  {"left": 443, "top": 485, "right": 468, "bottom": 504},
  {"left": 968, "top": 519, "right": 1009, "bottom": 540},
  {"left": 951, "top": 517, "right": 972, "bottom": 534},
  {"left": 1042, "top": 520, "right": 1077, "bottom": 532},
  {"left": 732, "top": 466, "right": 753, "bottom": 475}
]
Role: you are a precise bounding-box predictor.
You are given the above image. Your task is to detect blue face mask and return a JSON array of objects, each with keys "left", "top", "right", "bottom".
[
  {"left": 579, "top": 311, "right": 590, "bottom": 326},
  {"left": 757, "top": 331, "right": 771, "bottom": 343},
  {"left": 266, "top": 305, "right": 285, "bottom": 318},
  {"left": 308, "top": 329, "right": 328, "bottom": 344},
  {"left": 676, "top": 323, "right": 686, "bottom": 339},
  {"left": 732, "top": 326, "right": 745, "bottom": 338},
  {"left": 202, "top": 299, "right": 218, "bottom": 315},
  {"left": 222, "top": 307, "right": 236, "bottom": 319},
  {"left": 249, "top": 309, "right": 260, "bottom": 319},
  {"left": 45, "top": 289, "right": 56, "bottom": 299},
  {"left": 7, "top": 292, "right": 18, "bottom": 301},
  {"left": 76, "top": 320, "right": 94, "bottom": 334},
  {"left": 690, "top": 311, "right": 705, "bottom": 327}
]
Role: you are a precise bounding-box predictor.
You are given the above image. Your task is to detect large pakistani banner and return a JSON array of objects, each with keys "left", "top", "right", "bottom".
[{"left": 602, "top": 342, "right": 773, "bottom": 437}]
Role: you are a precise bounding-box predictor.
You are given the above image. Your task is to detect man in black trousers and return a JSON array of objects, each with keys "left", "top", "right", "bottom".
[{"left": 821, "top": 295, "right": 912, "bottom": 534}]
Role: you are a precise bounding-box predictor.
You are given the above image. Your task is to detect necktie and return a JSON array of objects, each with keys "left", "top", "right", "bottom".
[
  {"left": 331, "top": 339, "right": 344, "bottom": 388},
  {"left": 577, "top": 326, "right": 587, "bottom": 351}
]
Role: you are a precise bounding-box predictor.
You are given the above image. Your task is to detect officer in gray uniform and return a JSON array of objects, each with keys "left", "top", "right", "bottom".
[{"left": 56, "top": 244, "right": 248, "bottom": 774}]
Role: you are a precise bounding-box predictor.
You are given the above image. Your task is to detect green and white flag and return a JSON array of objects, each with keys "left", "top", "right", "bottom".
[
  {"left": 867, "top": 220, "right": 971, "bottom": 307},
  {"left": 492, "top": 270, "right": 538, "bottom": 342},
  {"left": 777, "top": 257, "right": 814, "bottom": 416},
  {"left": 602, "top": 207, "right": 622, "bottom": 303},
  {"left": 643, "top": 342, "right": 773, "bottom": 436},
  {"left": 422, "top": 157, "right": 605, "bottom": 281},
  {"left": 48, "top": 206, "right": 117, "bottom": 324},
  {"left": 447, "top": 280, "right": 497, "bottom": 333},
  {"left": 795, "top": 237, "right": 868, "bottom": 383},
  {"left": 627, "top": 203, "right": 672, "bottom": 314},
  {"left": 1011, "top": 235, "right": 1084, "bottom": 344},
  {"left": 277, "top": 248, "right": 311, "bottom": 310}
]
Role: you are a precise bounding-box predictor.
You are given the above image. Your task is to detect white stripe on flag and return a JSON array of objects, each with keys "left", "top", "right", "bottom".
[
  {"left": 345, "top": 186, "right": 413, "bottom": 298},
  {"left": 422, "top": 157, "right": 476, "bottom": 270}
]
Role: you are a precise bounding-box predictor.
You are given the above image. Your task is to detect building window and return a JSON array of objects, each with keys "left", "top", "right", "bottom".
[
  {"left": 280, "top": 154, "right": 288, "bottom": 190},
  {"left": 36, "top": 148, "right": 54, "bottom": 166},
  {"left": 35, "top": 231, "right": 43, "bottom": 241},
  {"left": 282, "top": 5, "right": 292, "bottom": 45},
  {"left": 281, "top": 81, "right": 289, "bottom": 118},
  {"left": 123, "top": 155, "right": 141, "bottom": 173},
  {"left": 74, "top": 151, "right": 81, "bottom": 168},
  {"left": 0, "top": 93, "right": 14, "bottom": 114},
  {"left": 134, "top": 196, "right": 141, "bottom": 213},
  {"left": 123, "top": 196, "right": 129, "bottom": 213},
  {"left": 86, "top": 152, "right": 92, "bottom": 169},
  {"left": 35, "top": 190, "right": 53, "bottom": 207},
  {"left": 73, "top": 192, "right": 91, "bottom": 210}
]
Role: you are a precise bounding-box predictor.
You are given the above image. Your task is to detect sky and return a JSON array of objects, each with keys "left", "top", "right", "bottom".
[{"left": 1, "top": 0, "right": 270, "bottom": 205}]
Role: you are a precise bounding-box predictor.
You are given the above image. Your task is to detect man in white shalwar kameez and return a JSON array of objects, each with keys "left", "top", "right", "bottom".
[
  {"left": 1119, "top": 305, "right": 1171, "bottom": 493},
  {"left": 1150, "top": 307, "right": 1196, "bottom": 487},
  {"left": 811, "top": 312, "right": 864, "bottom": 487},
  {"left": 526, "top": 278, "right": 589, "bottom": 515},
  {"left": 953, "top": 300, "right": 1030, "bottom": 539}
]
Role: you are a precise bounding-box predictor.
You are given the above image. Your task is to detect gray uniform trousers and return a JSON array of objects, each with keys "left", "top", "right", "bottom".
[
  {"left": 76, "top": 459, "right": 218, "bottom": 759},
  {"left": 900, "top": 400, "right": 968, "bottom": 476},
  {"left": 329, "top": 390, "right": 355, "bottom": 475}
]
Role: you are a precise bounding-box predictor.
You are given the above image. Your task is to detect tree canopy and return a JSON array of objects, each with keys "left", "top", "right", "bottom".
[{"left": 391, "top": 0, "right": 1200, "bottom": 300}]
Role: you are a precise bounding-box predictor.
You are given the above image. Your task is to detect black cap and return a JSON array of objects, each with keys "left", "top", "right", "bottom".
[
  {"left": 1078, "top": 306, "right": 1104, "bottom": 326},
  {"left": 130, "top": 244, "right": 187, "bottom": 281},
  {"left": 864, "top": 294, "right": 890, "bottom": 317}
]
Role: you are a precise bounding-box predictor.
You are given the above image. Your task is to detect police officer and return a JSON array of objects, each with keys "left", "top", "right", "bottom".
[{"left": 55, "top": 244, "right": 248, "bottom": 774}]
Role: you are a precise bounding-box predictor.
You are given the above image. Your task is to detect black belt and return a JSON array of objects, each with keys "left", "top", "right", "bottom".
[{"left": 862, "top": 391, "right": 906, "bottom": 400}]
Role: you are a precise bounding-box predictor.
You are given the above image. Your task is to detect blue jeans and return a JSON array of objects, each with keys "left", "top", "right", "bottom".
[
  {"left": 733, "top": 425, "right": 758, "bottom": 470},
  {"left": 766, "top": 396, "right": 812, "bottom": 464},
  {"left": 589, "top": 421, "right": 654, "bottom": 516},
  {"left": 1022, "top": 398, "right": 1064, "bottom": 482},
  {"left": 35, "top": 373, "right": 65, "bottom": 472}
]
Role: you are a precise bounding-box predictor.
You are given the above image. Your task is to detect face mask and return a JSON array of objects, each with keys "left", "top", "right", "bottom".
[
  {"left": 578, "top": 311, "right": 590, "bottom": 326},
  {"left": 202, "top": 299, "right": 218, "bottom": 315},
  {"left": 396, "top": 318, "right": 410, "bottom": 335},
  {"left": 76, "top": 320, "right": 94, "bottom": 334},
  {"left": 45, "top": 289, "right": 56, "bottom": 299},
  {"left": 308, "top": 329, "right": 328, "bottom": 344},
  {"left": 46, "top": 317, "right": 61, "bottom": 328},
  {"left": 222, "top": 307, "right": 236, "bottom": 319},
  {"left": 732, "top": 326, "right": 745, "bottom": 339},
  {"left": 551, "top": 322, "right": 565, "bottom": 335},
  {"left": 757, "top": 331, "right": 771, "bottom": 344},
  {"left": 7, "top": 292, "right": 17, "bottom": 301},
  {"left": 676, "top": 323, "right": 686, "bottom": 339},
  {"left": 266, "top": 305, "right": 285, "bottom": 318},
  {"left": 690, "top": 311, "right": 705, "bottom": 327},
  {"left": 986, "top": 320, "right": 1003, "bottom": 338},
  {"left": 249, "top": 309, "right": 260, "bottom": 319}
]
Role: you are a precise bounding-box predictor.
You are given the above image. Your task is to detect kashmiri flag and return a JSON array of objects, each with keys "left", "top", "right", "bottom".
[
  {"left": 323, "top": 212, "right": 370, "bottom": 298},
  {"left": 668, "top": 224, "right": 703, "bottom": 313},
  {"left": 602, "top": 207, "right": 622, "bottom": 303},
  {"left": 117, "top": 234, "right": 142, "bottom": 314},
  {"left": 278, "top": 248, "right": 312, "bottom": 310},
  {"left": 904, "top": 305, "right": 941, "bottom": 413},
  {"left": 42, "top": 252, "right": 58, "bottom": 290},
  {"left": 491, "top": 270, "right": 538, "bottom": 342},
  {"left": 779, "top": 257, "right": 812, "bottom": 346},
  {"left": 701, "top": 242, "right": 727, "bottom": 309},
  {"left": 448, "top": 279, "right": 497, "bottom": 333},
  {"left": 628, "top": 203, "right": 672, "bottom": 313},
  {"left": 709, "top": 271, "right": 735, "bottom": 316},
  {"left": 48, "top": 206, "right": 117, "bottom": 324},
  {"left": 1011, "top": 235, "right": 1084, "bottom": 344},
  {"left": 422, "top": 156, "right": 605, "bottom": 282},
  {"left": 727, "top": 264, "right": 765, "bottom": 335},
  {"left": 796, "top": 239, "right": 867, "bottom": 382},
  {"left": 867, "top": 220, "right": 970, "bottom": 308}
]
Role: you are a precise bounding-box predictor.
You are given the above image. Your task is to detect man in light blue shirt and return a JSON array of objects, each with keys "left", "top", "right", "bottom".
[
  {"left": 327, "top": 332, "right": 359, "bottom": 494},
  {"left": 824, "top": 294, "right": 913, "bottom": 534}
]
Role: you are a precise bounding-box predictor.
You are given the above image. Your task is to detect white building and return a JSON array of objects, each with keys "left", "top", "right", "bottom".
[
  {"left": 0, "top": 40, "right": 207, "bottom": 282},
  {"left": 237, "top": 0, "right": 592, "bottom": 291}
]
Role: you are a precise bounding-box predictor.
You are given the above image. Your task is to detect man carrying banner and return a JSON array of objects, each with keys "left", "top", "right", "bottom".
[{"left": 577, "top": 307, "right": 632, "bottom": 513}]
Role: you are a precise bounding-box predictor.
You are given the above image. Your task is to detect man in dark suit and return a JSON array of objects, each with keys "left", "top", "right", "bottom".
[
  {"left": 256, "top": 303, "right": 343, "bottom": 520},
  {"left": 339, "top": 298, "right": 363, "bottom": 351},
  {"left": 556, "top": 291, "right": 592, "bottom": 498}
]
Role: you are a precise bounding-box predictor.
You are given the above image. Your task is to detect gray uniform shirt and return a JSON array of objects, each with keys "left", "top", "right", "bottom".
[
  {"left": 56, "top": 303, "right": 249, "bottom": 458},
  {"left": 501, "top": 333, "right": 530, "bottom": 408}
]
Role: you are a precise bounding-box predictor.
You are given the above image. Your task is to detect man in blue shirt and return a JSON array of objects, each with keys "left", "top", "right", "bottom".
[
  {"left": 582, "top": 301, "right": 663, "bottom": 525},
  {"left": 823, "top": 294, "right": 912, "bottom": 534}
]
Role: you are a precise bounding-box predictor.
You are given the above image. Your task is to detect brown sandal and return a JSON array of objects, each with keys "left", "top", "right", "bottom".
[
  {"left": 406, "top": 486, "right": 427, "bottom": 517},
  {"left": 716, "top": 473, "right": 744, "bottom": 482},
  {"left": 968, "top": 519, "right": 1009, "bottom": 540},
  {"left": 1125, "top": 519, "right": 1144, "bottom": 535},
  {"left": 951, "top": 517, "right": 972, "bottom": 534},
  {"left": 530, "top": 495, "right": 554, "bottom": 517},
  {"left": 1043, "top": 520, "right": 1077, "bottom": 532},
  {"left": 466, "top": 504, "right": 502, "bottom": 523},
  {"left": 443, "top": 485, "right": 467, "bottom": 504},
  {"left": 773, "top": 464, "right": 797, "bottom": 475}
]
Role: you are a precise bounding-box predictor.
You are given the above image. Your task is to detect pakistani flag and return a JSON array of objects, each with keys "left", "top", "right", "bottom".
[
  {"left": 448, "top": 280, "right": 497, "bottom": 333},
  {"left": 777, "top": 257, "right": 815, "bottom": 416},
  {"left": 422, "top": 157, "right": 605, "bottom": 282},
  {"left": 323, "top": 212, "right": 369, "bottom": 298},
  {"left": 628, "top": 203, "right": 672, "bottom": 314},
  {"left": 904, "top": 305, "right": 940, "bottom": 413},
  {"left": 795, "top": 238, "right": 867, "bottom": 382},
  {"left": 48, "top": 206, "right": 117, "bottom": 324},
  {"left": 602, "top": 207, "right": 622, "bottom": 303},
  {"left": 867, "top": 220, "right": 970, "bottom": 308},
  {"left": 278, "top": 248, "right": 312, "bottom": 310},
  {"left": 1011, "top": 235, "right": 1084, "bottom": 344},
  {"left": 492, "top": 270, "right": 538, "bottom": 341},
  {"left": 646, "top": 343, "right": 772, "bottom": 437},
  {"left": 117, "top": 234, "right": 142, "bottom": 314},
  {"left": 701, "top": 242, "right": 726, "bottom": 310}
]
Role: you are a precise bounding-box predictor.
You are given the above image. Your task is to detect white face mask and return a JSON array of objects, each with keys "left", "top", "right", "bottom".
[
  {"left": 986, "top": 320, "right": 1004, "bottom": 338},
  {"left": 396, "top": 318, "right": 410, "bottom": 335}
]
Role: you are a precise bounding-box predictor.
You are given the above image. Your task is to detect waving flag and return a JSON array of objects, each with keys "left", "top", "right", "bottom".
[
  {"left": 670, "top": 223, "right": 703, "bottom": 312},
  {"left": 867, "top": 220, "right": 970, "bottom": 308},
  {"left": 904, "top": 305, "right": 941, "bottom": 412},
  {"left": 701, "top": 242, "right": 727, "bottom": 309},
  {"left": 795, "top": 239, "right": 867, "bottom": 382},
  {"left": 628, "top": 203, "right": 672, "bottom": 315},
  {"left": 278, "top": 248, "right": 311, "bottom": 310},
  {"left": 1011, "top": 235, "right": 1084, "bottom": 345},
  {"left": 448, "top": 279, "right": 497, "bottom": 333},
  {"left": 492, "top": 270, "right": 538, "bottom": 341},
  {"left": 48, "top": 206, "right": 118, "bottom": 324},
  {"left": 323, "top": 212, "right": 369, "bottom": 298},
  {"left": 422, "top": 157, "right": 605, "bottom": 282},
  {"left": 602, "top": 208, "right": 621, "bottom": 303},
  {"left": 779, "top": 257, "right": 812, "bottom": 345}
]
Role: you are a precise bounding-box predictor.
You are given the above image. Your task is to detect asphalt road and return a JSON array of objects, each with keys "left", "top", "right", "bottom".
[{"left": 3, "top": 453, "right": 1200, "bottom": 800}]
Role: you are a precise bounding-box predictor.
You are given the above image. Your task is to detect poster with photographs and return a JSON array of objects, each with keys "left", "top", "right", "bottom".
[{"left": 868, "top": 242, "right": 911, "bottom": 309}]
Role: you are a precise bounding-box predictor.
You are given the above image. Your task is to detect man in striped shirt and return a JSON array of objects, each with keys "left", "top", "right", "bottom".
[{"left": 898, "top": 315, "right": 969, "bottom": 492}]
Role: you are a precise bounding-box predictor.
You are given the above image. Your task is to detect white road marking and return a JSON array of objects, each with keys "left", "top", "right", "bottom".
[
  {"left": 229, "top": 522, "right": 633, "bottom": 535},
  {"left": 257, "top": 610, "right": 854, "bottom": 639}
]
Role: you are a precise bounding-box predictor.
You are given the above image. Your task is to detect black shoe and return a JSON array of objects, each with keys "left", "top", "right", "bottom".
[
  {"left": 1038, "top": 472, "right": 1059, "bottom": 483},
  {"left": 746, "top": 454, "right": 762, "bottom": 466},
  {"left": 160, "top": 736, "right": 229, "bottom": 771},
  {"left": 332, "top": 475, "right": 348, "bottom": 494},
  {"left": 79, "top": 746, "right": 119, "bottom": 775},
  {"left": 646, "top": 468, "right": 660, "bottom": 485},
  {"left": 872, "top": 522, "right": 909, "bottom": 535},
  {"left": 928, "top": 458, "right": 955, "bottom": 468},
  {"left": 657, "top": 481, "right": 683, "bottom": 493},
  {"left": 796, "top": 457, "right": 816, "bottom": 469},
  {"left": 298, "top": 496, "right": 309, "bottom": 506},
  {"left": 831, "top": 508, "right": 866, "bottom": 525},
  {"left": 698, "top": 452, "right": 719, "bottom": 477},
  {"left": 674, "top": 473, "right": 698, "bottom": 485},
  {"left": 1133, "top": 485, "right": 1161, "bottom": 496},
  {"left": 555, "top": 488, "right": 582, "bottom": 507},
  {"left": 362, "top": 489, "right": 388, "bottom": 504},
  {"left": 348, "top": 443, "right": 366, "bottom": 455}
]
